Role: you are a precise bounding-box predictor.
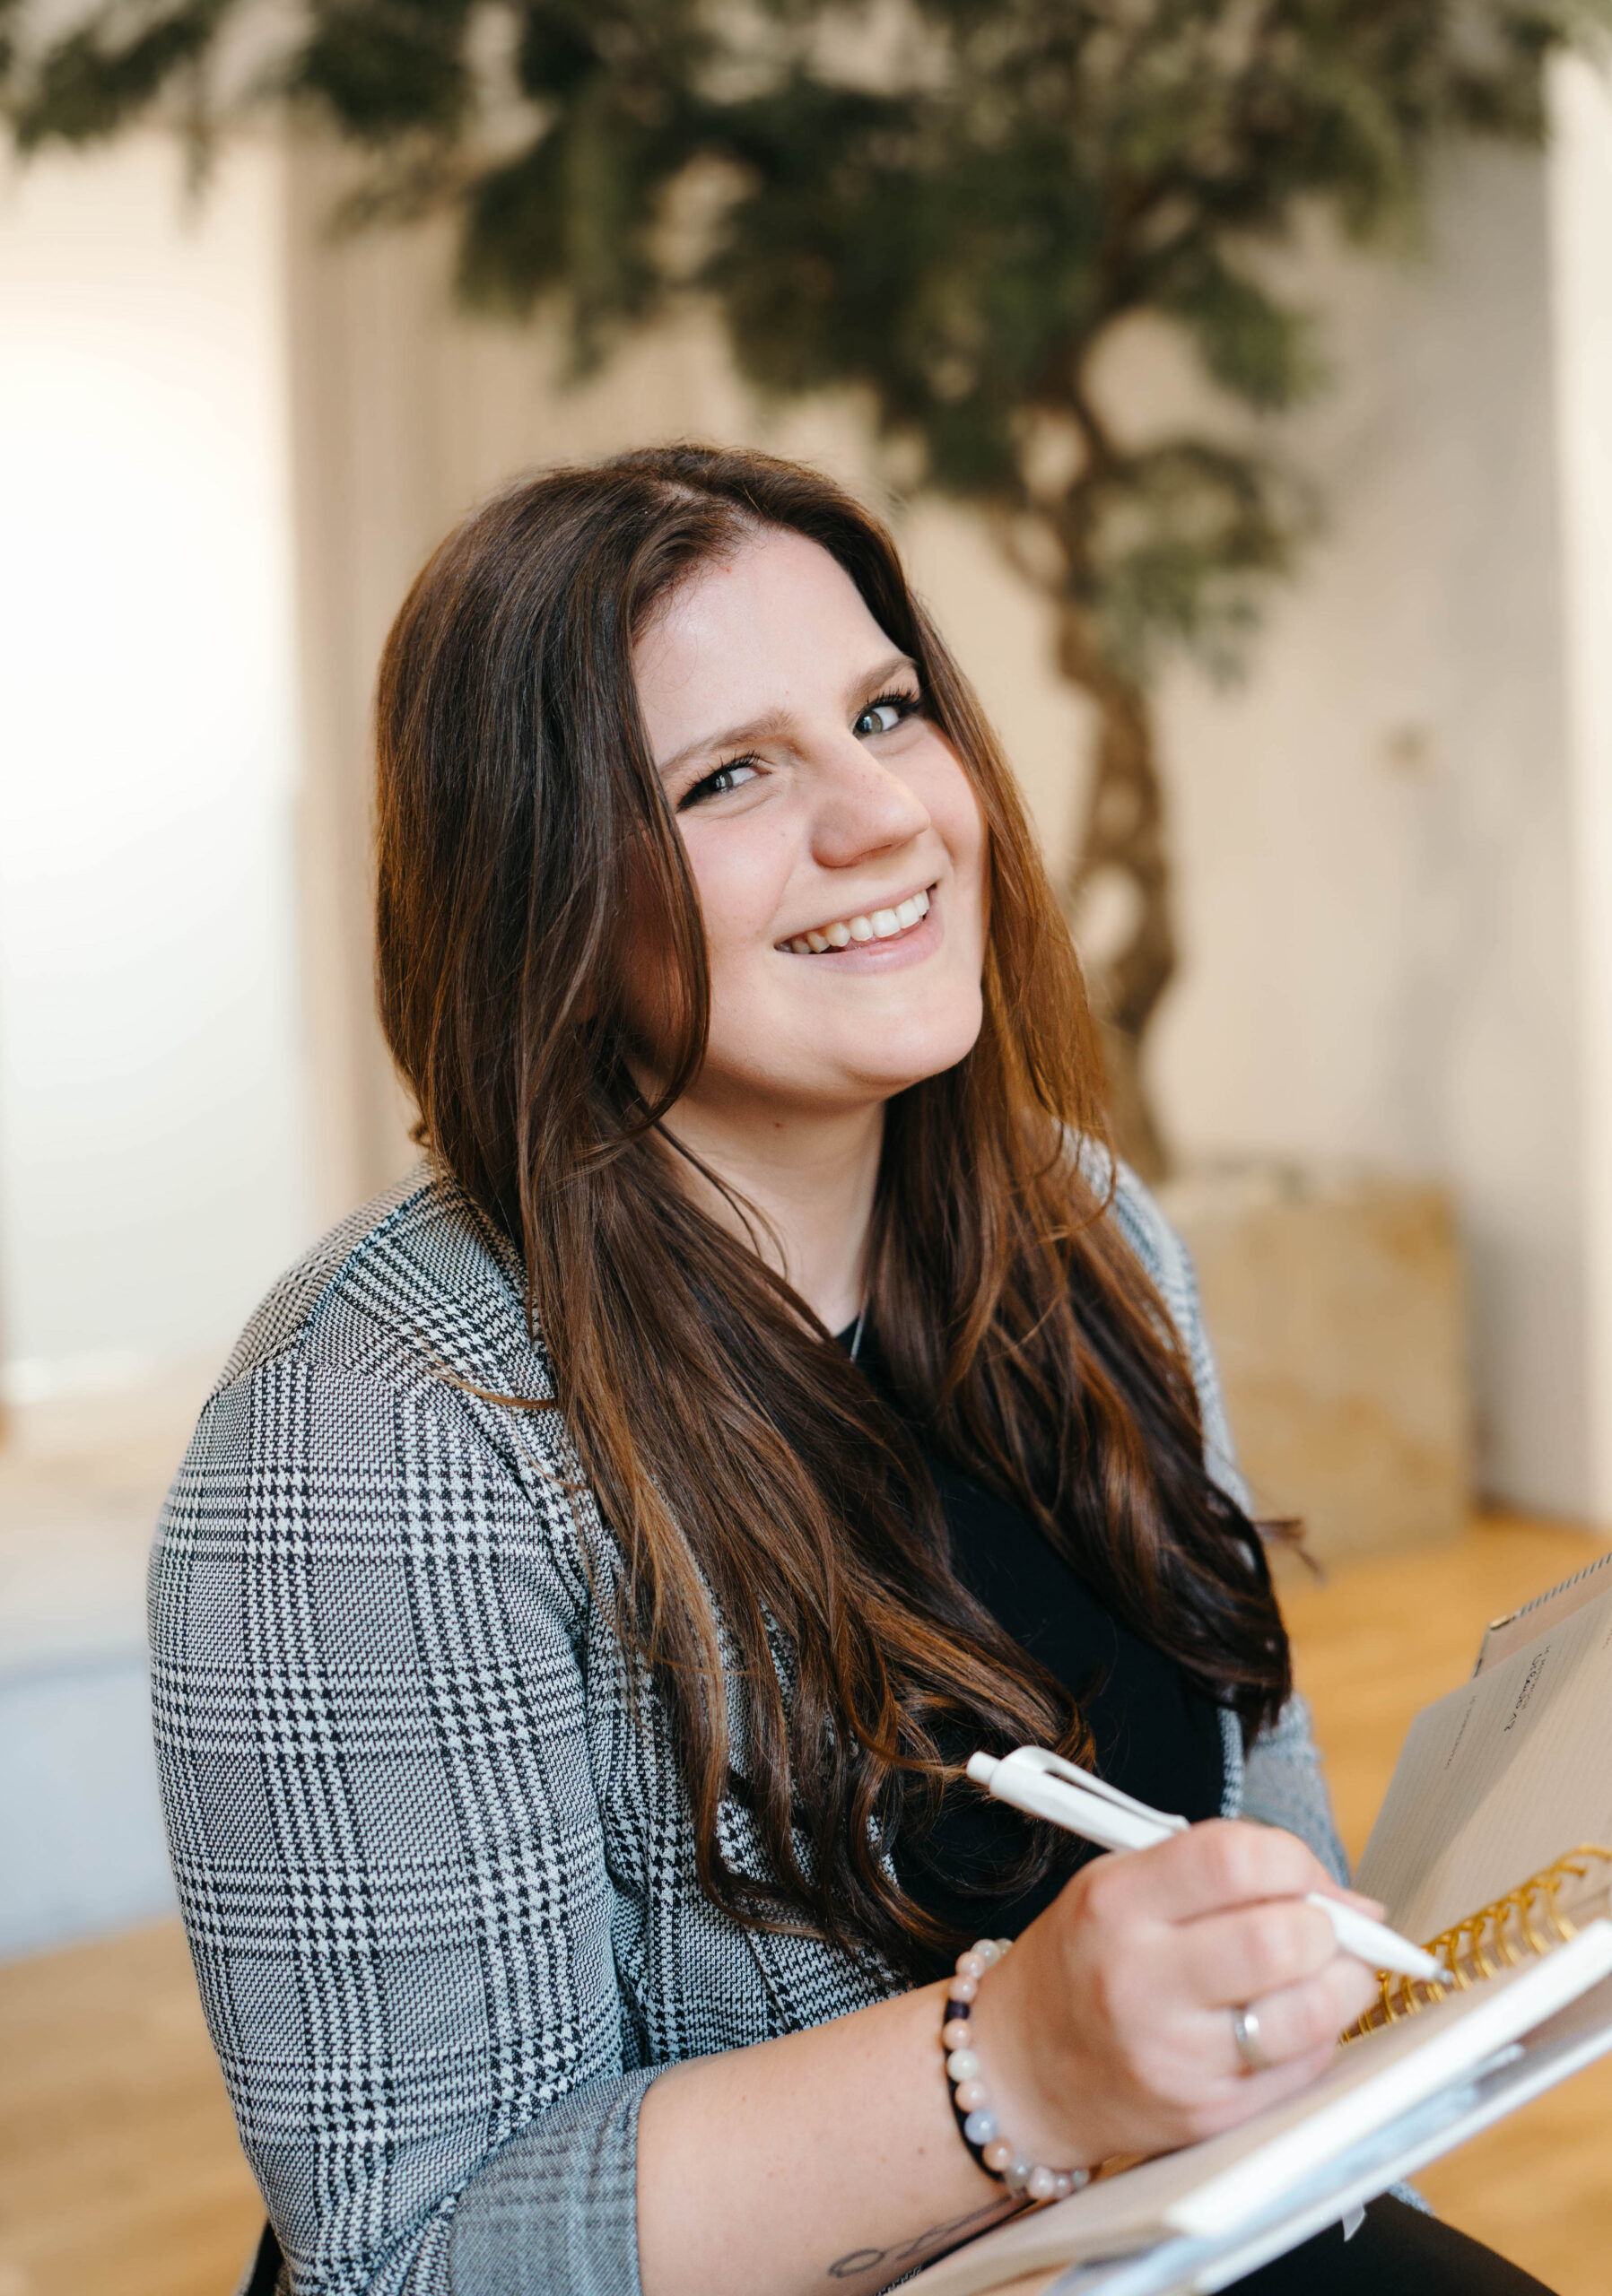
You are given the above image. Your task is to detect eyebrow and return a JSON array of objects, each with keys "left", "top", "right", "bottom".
[{"left": 653, "top": 651, "right": 920, "bottom": 782}]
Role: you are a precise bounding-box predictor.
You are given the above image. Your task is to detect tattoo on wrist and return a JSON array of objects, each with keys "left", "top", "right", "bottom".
[{"left": 826, "top": 2197, "right": 1016, "bottom": 2279}]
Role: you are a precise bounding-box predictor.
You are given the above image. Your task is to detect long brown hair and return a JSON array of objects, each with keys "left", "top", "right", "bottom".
[{"left": 375, "top": 443, "right": 1290, "bottom": 1974}]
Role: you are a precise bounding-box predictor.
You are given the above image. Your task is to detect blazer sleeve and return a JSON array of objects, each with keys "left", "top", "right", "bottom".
[
  {"left": 1104, "top": 1161, "right": 1350, "bottom": 1888},
  {"left": 151, "top": 1354, "right": 655, "bottom": 2296}
]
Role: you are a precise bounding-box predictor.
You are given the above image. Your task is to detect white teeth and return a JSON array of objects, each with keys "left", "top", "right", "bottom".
[{"left": 778, "top": 887, "right": 936, "bottom": 952}]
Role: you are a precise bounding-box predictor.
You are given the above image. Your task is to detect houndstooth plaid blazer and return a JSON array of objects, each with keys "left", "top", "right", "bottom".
[{"left": 150, "top": 1160, "right": 1346, "bottom": 2296}]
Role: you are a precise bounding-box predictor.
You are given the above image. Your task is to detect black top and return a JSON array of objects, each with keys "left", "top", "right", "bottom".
[{"left": 841, "top": 1322, "right": 1225, "bottom": 1978}]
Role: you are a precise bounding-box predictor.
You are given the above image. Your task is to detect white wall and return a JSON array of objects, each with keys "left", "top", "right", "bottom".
[
  {"left": 1549, "top": 56, "right": 1612, "bottom": 1526},
  {"left": 1149, "top": 154, "right": 1588, "bottom": 1518},
  {"left": 0, "top": 136, "right": 310, "bottom": 1406}
]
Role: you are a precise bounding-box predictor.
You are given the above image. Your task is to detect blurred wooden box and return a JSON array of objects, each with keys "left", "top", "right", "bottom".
[{"left": 1158, "top": 1166, "right": 1470, "bottom": 1563}]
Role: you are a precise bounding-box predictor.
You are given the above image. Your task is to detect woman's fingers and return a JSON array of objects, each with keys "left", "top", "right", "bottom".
[
  {"left": 1134, "top": 1959, "right": 1374, "bottom": 2147},
  {"left": 1081, "top": 1823, "right": 1394, "bottom": 2014},
  {"left": 1174, "top": 1894, "right": 1341, "bottom": 2010},
  {"left": 1212, "top": 1954, "right": 1381, "bottom": 2074},
  {"left": 1085, "top": 1820, "right": 1340, "bottom": 1927}
]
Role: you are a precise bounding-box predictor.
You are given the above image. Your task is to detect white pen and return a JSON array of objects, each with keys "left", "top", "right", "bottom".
[{"left": 966, "top": 1746, "right": 1446, "bottom": 1984}]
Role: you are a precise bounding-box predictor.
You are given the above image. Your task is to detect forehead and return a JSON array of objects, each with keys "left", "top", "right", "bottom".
[{"left": 632, "top": 528, "right": 895, "bottom": 760}]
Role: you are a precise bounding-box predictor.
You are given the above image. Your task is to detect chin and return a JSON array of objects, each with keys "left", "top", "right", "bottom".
[{"left": 847, "top": 1019, "right": 984, "bottom": 1098}]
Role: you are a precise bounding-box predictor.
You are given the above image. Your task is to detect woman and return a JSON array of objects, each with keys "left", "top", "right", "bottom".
[{"left": 153, "top": 446, "right": 1551, "bottom": 2296}]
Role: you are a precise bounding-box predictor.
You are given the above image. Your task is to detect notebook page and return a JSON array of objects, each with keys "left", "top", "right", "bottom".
[{"left": 1355, "top": 1580, "right": 1612, "bottom": 1939}]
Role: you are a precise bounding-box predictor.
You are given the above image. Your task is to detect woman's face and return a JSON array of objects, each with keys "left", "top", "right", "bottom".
[{"left": 631, "top": 528, "right": 988, "bottom": 1127}]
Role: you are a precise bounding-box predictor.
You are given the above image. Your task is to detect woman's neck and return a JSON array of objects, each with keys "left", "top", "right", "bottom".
[{"left": 657, "top": 1097, "right": 883, "bottom": 1334}]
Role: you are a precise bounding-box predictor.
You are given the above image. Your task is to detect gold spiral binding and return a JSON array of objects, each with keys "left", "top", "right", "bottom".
[{"left": 1343, "top": 1847, "right": 1612, "bottom": 2040}]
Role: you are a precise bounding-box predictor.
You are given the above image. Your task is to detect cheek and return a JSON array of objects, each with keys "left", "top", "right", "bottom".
[
  {"left": 680, "top": 820, "right": 789, "bottom": 979},
  {"left": 926, "top": 759, "right": 988, "bottom": 918}
]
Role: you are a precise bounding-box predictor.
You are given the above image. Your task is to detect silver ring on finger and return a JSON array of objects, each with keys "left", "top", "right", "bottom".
[{"left": 1231, "top": 2003, "right": 1272, "bottom": 2074}]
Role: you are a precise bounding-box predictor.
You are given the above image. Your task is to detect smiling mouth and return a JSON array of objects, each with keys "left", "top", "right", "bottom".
[{"left": 776, "top": 885, "right": 934, "bottom": 954}]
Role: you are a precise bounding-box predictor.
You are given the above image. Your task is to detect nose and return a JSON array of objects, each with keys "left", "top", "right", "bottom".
[{"left": 807, "top": 726, "right": 932, "bottom": 871}]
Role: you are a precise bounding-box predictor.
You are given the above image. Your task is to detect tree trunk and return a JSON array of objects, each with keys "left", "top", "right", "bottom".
[{"left": 1056, "top": 604, "right": 1177, "bottom": 1183}]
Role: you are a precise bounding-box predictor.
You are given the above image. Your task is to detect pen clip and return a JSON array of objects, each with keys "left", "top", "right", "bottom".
[
  {"left": 967, "top": 1747, "right": 1186, "bottom": 1854},
  {"left": 992, "top": 1746, "right": 1189, "bottom": 1836}
]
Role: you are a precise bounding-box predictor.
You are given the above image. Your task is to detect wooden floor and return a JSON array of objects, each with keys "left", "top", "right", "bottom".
[
  {"left": 1, "top": 1512, "right": 1608, "bottom": 2296},
  {"left": 0, "top": 1920, "right": 261, "bottom": 2296}
]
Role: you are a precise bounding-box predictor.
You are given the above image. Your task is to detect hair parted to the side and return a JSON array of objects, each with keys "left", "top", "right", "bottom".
[{"left": 375, "top": 443, "right": 1291, "bottom": 1976}]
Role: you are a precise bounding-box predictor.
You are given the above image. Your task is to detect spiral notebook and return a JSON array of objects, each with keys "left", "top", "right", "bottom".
[{"left": 904, "top": 1550, "right": 1612, "bottom": 2296}]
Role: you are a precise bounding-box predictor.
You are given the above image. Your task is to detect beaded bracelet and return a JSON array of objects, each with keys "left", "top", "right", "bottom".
[{"left": 942, "top": 1937, "right": 1091, "bottom": 2205}]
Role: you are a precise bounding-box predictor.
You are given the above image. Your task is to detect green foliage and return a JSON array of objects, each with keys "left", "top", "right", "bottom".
[
  {"left": 461, "top": 70, "right": 706, "bottom": 350},
  {"left": 515, "top": 4, "right": 599, "bottom": 101},
  {"left": 7, "top": 0, "right": 1608, "bottom": 685},
  {"left": 13, "top": 0, "right": 229, "bottom": 149},
  {"left": 1078, "top": 443, "right": 1316, "bottom": 684},
  {"left": 460, "top": 6, "right": 711, "bottom": 352},
  {"left": 1160, "top": 254, "right": 1325, "bottom": 413},
  {"left": 290, "top": 0, "right": 480, "bottom": 146}
]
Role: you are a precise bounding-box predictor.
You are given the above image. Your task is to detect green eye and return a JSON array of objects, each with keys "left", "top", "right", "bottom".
[
  {"left": 678, "top": 759, "right": 759, "bottom": 810},
  {"left": 854, "top": 691, "right": 919, "bottom": 738}
]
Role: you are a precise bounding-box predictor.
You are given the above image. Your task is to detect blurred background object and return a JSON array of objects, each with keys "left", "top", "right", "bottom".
[
  {"left": 1160, "top": 1166, "right": 1468, "bottom": 1564},
  {"left": 6, "top": 4, "right": 1612, "bottom": 2287}
]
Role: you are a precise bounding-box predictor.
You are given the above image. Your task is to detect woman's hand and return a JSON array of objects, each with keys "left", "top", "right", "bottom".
[
  {"left": 967, "top": 1820, "right": 1384, "bottom": 2170},
  {"left": 638, "top": 1822, "right": 1383, "bottom": 2296}
]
